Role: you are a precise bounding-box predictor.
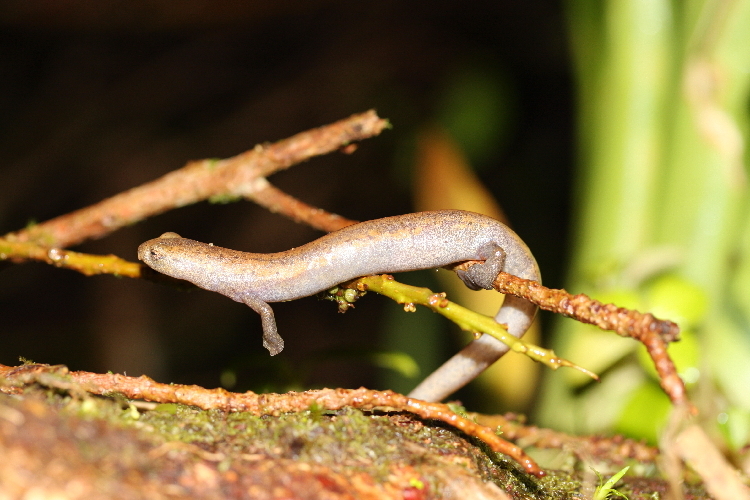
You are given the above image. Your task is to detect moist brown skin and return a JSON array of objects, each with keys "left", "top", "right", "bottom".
[{"left": 138, "top": 210, "right": 541, "bottom": 402}]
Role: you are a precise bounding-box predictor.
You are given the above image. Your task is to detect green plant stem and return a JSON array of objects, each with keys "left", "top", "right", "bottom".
[{"left": 348, "top": 275, "right": 597, "bottom": 378}]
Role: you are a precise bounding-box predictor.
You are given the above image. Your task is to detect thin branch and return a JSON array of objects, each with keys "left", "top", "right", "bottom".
[
  {"left": 0, "top": 238, "right": 141, "bottom": 277},
  {"left": 481, "top": 269, "right": 688, "bottom": 408},
  {"left": 0, "top": 363, "right": 545, "bottom": 477},
  {"left": 489, "top": 272, "right": 680, "bottom": 342},
  {"left": 247, "top": 179, "right": 357, "bottom": 232},
  {"left": 4, "top": 110, "right": 387, "bottom": 249},
  {"left": 472, "top": 412, "right": 659, "bottom": 464}
]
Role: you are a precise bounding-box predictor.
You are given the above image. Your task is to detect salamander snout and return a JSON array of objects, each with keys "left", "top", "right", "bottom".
[
  {"left": 138, "top": 232, "right": 184, "bottom": 265},
  {"left": 138, "top": 242, "right": 163, "bottom": 265}
]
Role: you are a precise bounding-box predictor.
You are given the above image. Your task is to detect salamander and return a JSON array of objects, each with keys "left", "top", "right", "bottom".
[{"left": 137, "top": 210, "right": 541, "bottom": 402}]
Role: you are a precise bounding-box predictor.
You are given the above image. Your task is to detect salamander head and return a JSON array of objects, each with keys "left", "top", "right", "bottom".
[
  {"left": 138, "top": 232, "right": 185, "bottom": 268},
  {"left": 137, "top": 232, "right": 214, "bottom": 279}
]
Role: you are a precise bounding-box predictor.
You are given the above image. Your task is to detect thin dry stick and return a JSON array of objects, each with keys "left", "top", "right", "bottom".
[
  {"left": 0, "top": 111, "right": 372, "bottom": 275},
  {"left": 0, "top": 363, "right": 544, "bottom": 477},
  {"left": 490, "top": 272, "right": 679, "bottom": 342},
  {"left": 249, "top": 179, "right": 357, "bottom": 232},
  {"left": 472, "top": 413, "right": 659, "bottom": 464},
  {"left": 4, "top": 110, "right": 387, "bottom": 249},
  {"left": 486, "top": 270, "right": 687, "bottom": 407}
]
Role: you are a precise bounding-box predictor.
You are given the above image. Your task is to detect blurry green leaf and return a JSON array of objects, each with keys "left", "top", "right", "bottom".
[
  {"left": 717, "top": 407, "right": 750, "bottom": 451},
  {"left": 370, "top": 351, "right": 420, "bottom": 379},
  {"left": 706, "top": 316, "right": 750, "bottom": 411},
  {"left": 614, "top": 382, "right": 670, "bottom": 444},
  {"left": 437, "top": 65, "right": 514, "bottom": 166},
  {"left": 643, "top": 274, "right": 708, "bottom": 328}
]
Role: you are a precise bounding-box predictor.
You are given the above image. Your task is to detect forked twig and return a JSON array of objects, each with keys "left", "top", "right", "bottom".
[{"left": 4, "top": 110, "right": 384, "bottom": 249}]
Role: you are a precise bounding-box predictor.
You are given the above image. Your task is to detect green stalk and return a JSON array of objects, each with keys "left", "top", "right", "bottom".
[{"left": 539, "top": 0, "right": 750, "bottom": 446}]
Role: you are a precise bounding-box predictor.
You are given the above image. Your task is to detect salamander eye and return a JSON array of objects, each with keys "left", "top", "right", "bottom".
[
  {"left": 159, "top": 232, "right": 182, "bottom": 239},
  {"left": 137, "top": 241, "right": 169, "bottom": 263}
]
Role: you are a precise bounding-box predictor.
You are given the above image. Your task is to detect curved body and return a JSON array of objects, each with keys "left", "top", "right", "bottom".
[{"left": 138, "top": 210, "right": 541, "bottom": 402}]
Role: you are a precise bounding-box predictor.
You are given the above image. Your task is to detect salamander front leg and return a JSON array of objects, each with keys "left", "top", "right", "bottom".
[{"left": 240, "top": 293, "right": 285, "bottom": 356}]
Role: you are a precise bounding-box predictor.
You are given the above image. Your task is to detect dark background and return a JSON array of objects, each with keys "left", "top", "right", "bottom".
[{"left": 0, "top": 1, "right": 574, "bottom": 409}]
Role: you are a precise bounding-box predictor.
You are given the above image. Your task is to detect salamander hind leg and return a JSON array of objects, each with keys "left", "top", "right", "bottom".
[{"left": 456, "top": 242, "right": 506, "bottom": 290}]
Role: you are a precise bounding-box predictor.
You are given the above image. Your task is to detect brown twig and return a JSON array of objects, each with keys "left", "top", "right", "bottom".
[
  {"left": 472, "top": 412, "right": 659, "bottom": 464},
  {"left": 640, "top": 329, "right": 690, "bottom": 410},
  {"left": 4, "top": 110, "right": 387, "bottom": 249},
  {"left": 0, "top": 363, "right": 544, "bottom": 477},
  {"left": 1, "top": 112, "right": 377, "bottom": 276},
  {"left": 489, "top": 272, "right": 680, "bottom": 343},
  {"left": 486, "top": 270, "right": 687, "bottom": 407},
  {"left": 248, "top": 179, "right": 357, "bottom": 232}
]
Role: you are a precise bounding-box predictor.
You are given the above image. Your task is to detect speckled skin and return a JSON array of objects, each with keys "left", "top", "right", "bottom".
[{"left": 138, "top": 210, "right": 541, "bottom": 402}]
